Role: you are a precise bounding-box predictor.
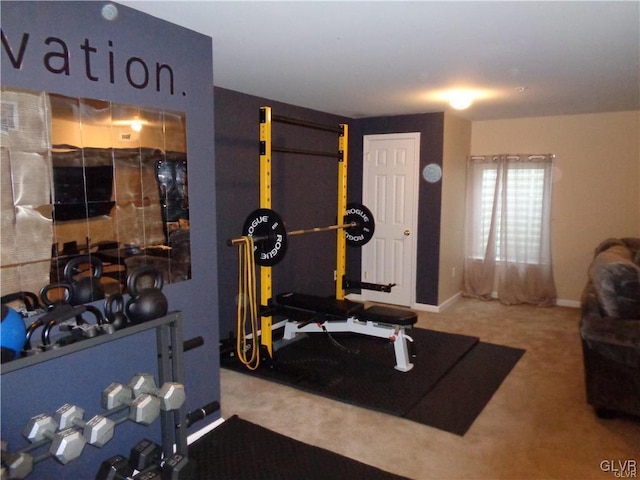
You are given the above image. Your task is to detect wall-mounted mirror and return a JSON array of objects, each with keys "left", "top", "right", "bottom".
[{"left": 1, "top": 87, "right": 190, "bottom": 304}]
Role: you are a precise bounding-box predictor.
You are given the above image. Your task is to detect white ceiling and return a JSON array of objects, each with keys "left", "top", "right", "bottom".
[{"left": 122, "top": 1, "right": 640, "bottom": 121}]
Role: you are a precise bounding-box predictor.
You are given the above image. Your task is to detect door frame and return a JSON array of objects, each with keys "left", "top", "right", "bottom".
[{"left": 360, "top": 132, "right": 420, "bottom": 307}]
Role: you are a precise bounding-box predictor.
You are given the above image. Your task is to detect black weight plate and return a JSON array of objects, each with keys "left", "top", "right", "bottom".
[
  {"left": 344, "top": 203, "right": 375, "bottom": 247},
  {"left": 242, "top": 208, "right": 288, "bottom": 266}
]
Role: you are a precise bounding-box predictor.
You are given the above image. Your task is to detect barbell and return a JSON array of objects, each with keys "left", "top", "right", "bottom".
[{"left": 227, "top": 202, "right": 375, "bottom": 266}]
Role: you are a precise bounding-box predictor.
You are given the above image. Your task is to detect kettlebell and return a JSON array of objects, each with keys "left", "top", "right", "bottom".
[
  {"left": 40, "top": 283, "right": 73, "bottom": 309},
  {"left": 104, "top": 294, "right": 128, "bottom": 330},
  {"left": 1, "top": 291, "right": 41, "bottom": 313},
  {"left": 125, "top": 266, "right": 168, "bottom": 324},
  {"left": 63, "top": 255, "right": 105, "bottom": 305}
]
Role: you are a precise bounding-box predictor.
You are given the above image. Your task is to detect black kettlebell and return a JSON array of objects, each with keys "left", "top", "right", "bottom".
[
  {"left": 104, "top": 294, "right": 128, "bottom": 330},
  {"left": 40, "top": 283, "right": 73, "bottom": 309},
  {"left": 64, "top": 255, "right": 105, "bottom": 305},
  {"left": 1, "top": 291, "right": 41, "bottom": 313},
  {"left": 125, "top": 266, "right": 168, "bottom": 324}
]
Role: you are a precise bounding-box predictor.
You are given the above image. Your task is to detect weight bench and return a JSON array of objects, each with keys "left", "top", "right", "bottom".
[{"left": 274, "top": 292, "right": 417, "bottom": 372}]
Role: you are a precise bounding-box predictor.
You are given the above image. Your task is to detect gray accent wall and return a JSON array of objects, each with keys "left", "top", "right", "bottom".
[
  {"left": 215, "top": 87, "right": 446, "bottom": 338},
  {"left": 1, "top": 2, "right": 219, "bottom": 478}
]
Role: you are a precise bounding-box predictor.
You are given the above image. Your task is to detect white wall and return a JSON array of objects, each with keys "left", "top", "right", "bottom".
[
  {"left": 471, "top": 111, "right": 640, "bottom": 304},
  {"left": 439, "top": 113, "right": 471, "bottom": 305}
]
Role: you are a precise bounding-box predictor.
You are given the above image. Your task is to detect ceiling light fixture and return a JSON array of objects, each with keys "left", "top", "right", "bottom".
[
  {"left": 449, "top": 93, "right": 473, "bottom": 110},
  {"left": 422, "top": 87, "right": 499, "bottom": 112}
]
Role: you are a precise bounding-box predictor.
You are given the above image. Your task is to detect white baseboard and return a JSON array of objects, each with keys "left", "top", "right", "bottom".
[
  {"left": 187, "top": 416, "right": 225, "bottom": 445},
  {"left": 555, "top": 298, "right": 580, "bottom": 308},
  {"left": 409, "top": 302, "right": 440, "bottom": 313},
  {"left": 345, "top": 293, "right": 365, "bottom": 302},
  {"left": 410, "top": 294, "right": 459, "bottom": 313}
]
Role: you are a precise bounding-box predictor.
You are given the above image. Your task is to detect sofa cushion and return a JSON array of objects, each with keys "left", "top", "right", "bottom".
[{"left": 589, "top": 248, "right": 640, "bottom": 318}]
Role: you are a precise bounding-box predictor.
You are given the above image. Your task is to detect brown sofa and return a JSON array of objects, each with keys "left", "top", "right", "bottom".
[{"left": 580, "top": 238, "right": 640, "bottom": 418}]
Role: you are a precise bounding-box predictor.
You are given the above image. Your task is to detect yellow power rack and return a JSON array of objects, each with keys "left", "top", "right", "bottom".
[{"left": 258, "top": 106, "right": 349, "bottom": 355}]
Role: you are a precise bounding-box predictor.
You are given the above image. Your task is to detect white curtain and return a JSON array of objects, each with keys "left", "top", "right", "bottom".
[{"left": 463, "top": 154, "right": 557, "bottom": 306}]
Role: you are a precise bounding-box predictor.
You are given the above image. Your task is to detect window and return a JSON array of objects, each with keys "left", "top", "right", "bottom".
[
  {"left": 475, "top": 166, "right": 547, "bottom": 263},
  {"left": 464, "top": 153, "right": 556, "bottom": 305}
]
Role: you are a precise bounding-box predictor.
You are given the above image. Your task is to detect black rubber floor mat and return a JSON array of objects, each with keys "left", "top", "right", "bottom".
[
  {"left": 222, "top": 328, "right": 525, "bottom": 435},
  {"left": 405, "top": 341, "right": 525, "bottom": 435},
  {"left": 223, "top": 328, "right": 479, "bottom": 416},
  {"left": 189, "top": 415, "right": 409, "bottom": 480}
]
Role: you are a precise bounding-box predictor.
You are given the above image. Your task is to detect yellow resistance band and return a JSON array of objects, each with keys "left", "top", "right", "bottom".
[{"left": 236, "top": 236, "right": 260, "bottom": 370}]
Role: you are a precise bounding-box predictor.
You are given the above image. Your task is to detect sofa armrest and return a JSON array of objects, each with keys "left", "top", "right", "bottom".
[{"left": 580, "top": 315, "right": 640, "bottom": 367}]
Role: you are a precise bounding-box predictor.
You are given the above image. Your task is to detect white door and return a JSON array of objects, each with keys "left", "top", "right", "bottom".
[{"left": 361, "top": 133, "right": 419, "bottom": 306}]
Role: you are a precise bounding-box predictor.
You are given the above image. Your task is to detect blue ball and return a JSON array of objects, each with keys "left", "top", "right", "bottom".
[{"left": 1, "top": 305, "right": 27, "bottom": 361}]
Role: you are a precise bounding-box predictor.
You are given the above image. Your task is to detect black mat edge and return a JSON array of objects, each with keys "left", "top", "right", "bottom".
[
  {"left": 405, "top": 341, "right": 525, "bottom": 435},
  {"left": 189, "top": 415, "right": 410, "bottom": 480}
]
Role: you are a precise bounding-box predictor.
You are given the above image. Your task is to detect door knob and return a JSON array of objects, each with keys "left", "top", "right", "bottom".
[{"left": 404, "top": 230, "right": 411, "bottom": 236}]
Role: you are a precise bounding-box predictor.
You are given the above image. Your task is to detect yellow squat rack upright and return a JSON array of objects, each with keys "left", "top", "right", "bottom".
[{"left": 258, "top": 106, "right": 349, "bottom": 357}]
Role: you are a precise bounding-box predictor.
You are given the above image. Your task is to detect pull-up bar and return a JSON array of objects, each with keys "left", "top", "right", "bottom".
[
  {"left": 272, "top": 146, "right": 342, "bottom": 159},
  {"left": 263, "top": 110, "right": 344, "bottom": 134}
]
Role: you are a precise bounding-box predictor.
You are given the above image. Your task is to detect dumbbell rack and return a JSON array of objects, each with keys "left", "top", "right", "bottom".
[{"left": 2, "top": 312, "right": 188, "bottom": 459}]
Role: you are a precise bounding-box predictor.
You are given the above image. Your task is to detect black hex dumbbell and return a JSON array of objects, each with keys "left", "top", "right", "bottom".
[
  {"left": 129, "top": 438, "right": 162, "bottom": 472},
  {"left": 95, "top": 454, "right": 134, "bottom": 480}
]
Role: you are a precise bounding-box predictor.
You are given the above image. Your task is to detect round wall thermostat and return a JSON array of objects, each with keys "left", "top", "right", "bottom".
[{"left": 423, "top": 163, "right": 442, "bottom": 183}]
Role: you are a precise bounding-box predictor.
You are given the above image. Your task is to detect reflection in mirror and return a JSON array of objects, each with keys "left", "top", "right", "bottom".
[{"left": 0, "top": 87, "right": 190, "bottom": 309}]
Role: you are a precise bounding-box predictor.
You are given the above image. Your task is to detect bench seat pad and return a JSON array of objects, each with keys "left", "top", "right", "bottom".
[
  {"left": 276, "top": 292, "right": 365, "bottom": 318},
  {"left": 360, "top": 306, "right": 418, "bottom": 326}
]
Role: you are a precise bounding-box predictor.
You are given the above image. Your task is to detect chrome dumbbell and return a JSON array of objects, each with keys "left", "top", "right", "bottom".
[
  {"left": 129, "top": 373, "right": 186, "bottom": 411},
  {"left": 101, "top": 383, "right": 160, "bottom": 426},
  {"left": 4, "top": 413, "right": 87, "bottom": 479},
  {"left": 54, "top": 404, "right": 115, "bottom": 448}
]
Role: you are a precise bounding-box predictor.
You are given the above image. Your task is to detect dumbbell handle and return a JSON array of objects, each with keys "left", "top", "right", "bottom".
[
  {"left": 27, "top": 427, "right": 72, "bottom": 444},
  {"left": 99, "top": 403, "right": 136, "bottom": 427},
  {"left": 30, "top": 428, "right": 85, "bottom": 465},
  {"left": 15, "top": 443, "right": 76, "bottom": 470},
  {"left": 17, "top": 438, "right": 49, "bottom": 454},
  {"left": 103, "top": 404, "right": 128, "bottom": 418},
  {"left": 32, "top": 450, "right": 54, "bottom": 465},
  {"left": 67, "top": 416, "right": 89, "bottom": 430}
]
